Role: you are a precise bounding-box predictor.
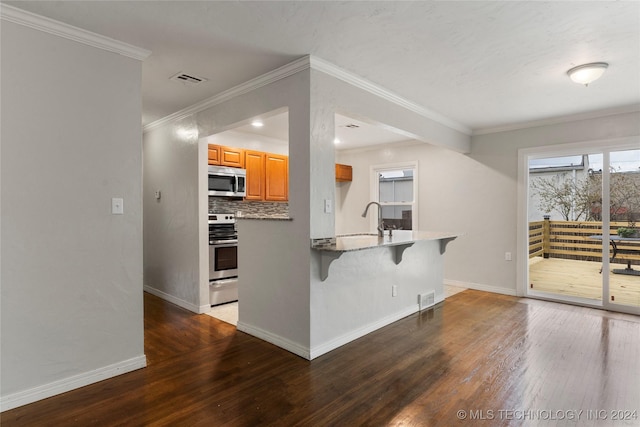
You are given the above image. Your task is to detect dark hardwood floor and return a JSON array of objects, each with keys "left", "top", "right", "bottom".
[{"left": 2, "top": 290, "right": 639, "bottom": 426}]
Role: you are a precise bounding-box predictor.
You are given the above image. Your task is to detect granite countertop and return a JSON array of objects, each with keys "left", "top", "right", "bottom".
[
  {"left": 312, "top": 230, "right": 460, "bottom": 252},
  {"left": 236, "top": 214, "right": 293, "bottom": 221}
]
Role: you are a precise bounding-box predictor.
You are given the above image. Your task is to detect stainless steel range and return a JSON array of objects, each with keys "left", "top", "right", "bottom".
[{"left": 209, "top": 213, "right": 238, "bottom": 306}]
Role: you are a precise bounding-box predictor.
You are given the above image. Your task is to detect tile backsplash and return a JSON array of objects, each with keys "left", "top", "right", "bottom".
[{"left": 208, "top": 197, "right": 289, "bottom": 217}]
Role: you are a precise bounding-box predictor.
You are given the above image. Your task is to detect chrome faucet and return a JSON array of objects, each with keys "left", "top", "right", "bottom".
[{"left": 362, "top": 201, "right": 385, "bottom": 237}]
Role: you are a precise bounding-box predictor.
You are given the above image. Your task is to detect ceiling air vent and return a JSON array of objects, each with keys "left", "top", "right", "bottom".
[
  {"left": 344, "top": 124, "right": 360, "bottom": 128},
  {"left": 169, "top": 72, "right": 207, "bottom": 86}
]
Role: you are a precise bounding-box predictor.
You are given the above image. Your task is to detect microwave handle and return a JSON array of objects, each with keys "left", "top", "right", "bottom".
[{"left": 234, "top": 175, "right": 239, "bottom": 192}]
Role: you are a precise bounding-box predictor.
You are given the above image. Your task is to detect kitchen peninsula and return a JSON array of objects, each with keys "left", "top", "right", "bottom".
[{"left": 308, "top": 230, "right": 460, "bottom": 358}]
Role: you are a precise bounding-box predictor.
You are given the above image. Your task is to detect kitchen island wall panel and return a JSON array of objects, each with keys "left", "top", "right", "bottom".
[{"left": 310, "top": 239, "right": 444, "bottom": 358}]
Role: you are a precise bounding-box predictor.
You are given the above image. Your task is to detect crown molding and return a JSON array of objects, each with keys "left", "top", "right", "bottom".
[
  {"left": 473, "top": 104, "right": 640, "bottom": 136},
  {"left": 145, "top": 54, "right": 471, "bottom": 135},
  {"left": 309, "top": 56, "right": 471, "bottom": 135},
  {"left": 144, "top": 56, "right": 312, "bottom": 133},
  {"left": 0, "top": 4, "right": 151, "bottom": 61}
]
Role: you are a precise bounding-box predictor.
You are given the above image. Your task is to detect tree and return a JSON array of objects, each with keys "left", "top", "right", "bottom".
[
  {"left": 531, "top": 170, "right": 640, "bottom": 224},
  {"left": 531, "top": 173, "right": 593, "bottom": 221}
]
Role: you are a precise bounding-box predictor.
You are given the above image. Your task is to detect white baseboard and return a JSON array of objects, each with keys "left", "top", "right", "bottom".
[
  {"left": 143, "top": 285, "right": 208, "bottom": 313},
  {"left": 309, "top": 305, "right": 420, "bottom": 360},
  {"left": 0, "top": 355, "right": 146, "bottom": 412},
  {"left": 238, "top": 302, "right": 444, "bottom": 361},
  {"left": 445, "top": 279, "right": 518, "bottom": 296},
  {"left": 236, "top": 322, "right": 311, "bottom": 360}
]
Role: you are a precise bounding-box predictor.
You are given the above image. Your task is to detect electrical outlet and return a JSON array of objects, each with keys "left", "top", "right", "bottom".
[
  {"left": 505, "top": 252, "right": 512, "bottom": 261},
  {"left": 392, "top": 285, "right": 397, "bottom": 297}
]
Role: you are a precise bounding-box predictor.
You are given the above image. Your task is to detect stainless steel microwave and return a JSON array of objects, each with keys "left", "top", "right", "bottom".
[{"left": 208, "top": 166, "right": 246, "bottom": 197}]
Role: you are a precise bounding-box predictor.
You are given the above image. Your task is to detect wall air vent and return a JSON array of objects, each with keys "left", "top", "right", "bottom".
[
  {"left": 418, "top": 291, "right": 436, "bottom": 310},
  {"left": 169, "top": 72, "right": 208, "bottom": 86}
]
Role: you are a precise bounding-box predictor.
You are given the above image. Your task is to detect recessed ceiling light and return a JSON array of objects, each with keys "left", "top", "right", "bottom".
[
  {"left": 251, "top": 120, "right": 264, "bottom": 128},
  {"left": 567, "top": 62, "right": 608, "bottom": 86},
  {"left": 334, "top": 138, "right": 341, "bottom": 144}
]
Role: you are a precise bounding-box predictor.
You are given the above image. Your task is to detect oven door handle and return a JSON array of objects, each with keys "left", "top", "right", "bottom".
[{"left": 209, "top": 239, "right": 238, "bottom": 245}]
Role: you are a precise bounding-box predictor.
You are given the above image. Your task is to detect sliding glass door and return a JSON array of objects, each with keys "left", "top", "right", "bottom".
[
  {"left": 606, "top": 148, "right": 640, "bottom": 310},
  {"left": 523, "top": 142, "right": 639, "bottom": 315}
]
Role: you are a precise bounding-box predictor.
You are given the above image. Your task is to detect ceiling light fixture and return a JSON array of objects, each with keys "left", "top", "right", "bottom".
[
  {"left": 334, "top": 138, "right": 341, "bottom": 145},
  {"left": 251, "top": 120, "right": 264, "bottom": 128},
  {"left": 566, "top": 62, "right": 608, "bottom": 86}
]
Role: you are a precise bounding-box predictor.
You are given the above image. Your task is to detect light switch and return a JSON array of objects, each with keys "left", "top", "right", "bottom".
[
  {"left": 112, "top": 197, "right": 124, "bottom": 215},
  {"left": 324, "top": 199, "right": 332, "bottom": 214},
  {"left": 154, "top": 190, "right": 161, "bottom": 200}
]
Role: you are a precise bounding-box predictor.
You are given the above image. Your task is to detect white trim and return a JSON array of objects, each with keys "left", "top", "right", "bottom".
[
  {"left": 528, "top": 290, "right": 604, "bottom": 309},
  {"left": 0, "top": 4, "right": 150, "bottom": 61},
  {"left": 309, "top": 304, "right": 425, "bottom": 360},
  {"left": 236, "top": 322, "right": 311, "bottom": 360},
  {"left": 0, "top": 355, "right": 146, "bottom": 412},
  {"left": 473, "top": 104, "right": 640, "bottom": 136},
  {"left": 144, "top": 56, "right": 311, "bottom": 133},
  {"left": 370, "top": 161, "right": 419, "bottom": 232},
  {"left": 444, "top": 279, "right": 518, "bottom": 296},
  {"left": 310, "top": 56, "right": 471, "bottom": 135},
  {"left": 143, "top": 285, "right": 209, "bottom": 314},
  {"left": 144, "top": 55, "right": 471, "bottom": 136}
]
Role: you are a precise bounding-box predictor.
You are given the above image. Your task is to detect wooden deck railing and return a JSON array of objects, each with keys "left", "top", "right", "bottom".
[{"left": 528, "top": 220, "right": 640, "bottom": 266}]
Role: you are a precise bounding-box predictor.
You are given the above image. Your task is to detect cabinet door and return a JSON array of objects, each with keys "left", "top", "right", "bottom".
[
  {"left": 244, "top": 150, "right": 265, "bottom": 200},
  {"left": 208, "top": 145, "right": 220, "bottom": 165},
  {"left": 220, "top": 146, "right": 245, "bottom": 168},
  {"left": 265, "top": 154, "right": 288, "bottom": 201},
  {"left": 335, "top": 163, "right": 353, "bottom": 182}
]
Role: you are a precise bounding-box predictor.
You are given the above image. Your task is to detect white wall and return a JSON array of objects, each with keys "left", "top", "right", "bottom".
[
  {"left": 337, "top": 111, "right": 640, "bottom": 295},
  {"left": 1, "top": 20, "right": 145, "bottom": 409},
  {"left": 143, "top": 116, "right": 205, "bottom": 312}
]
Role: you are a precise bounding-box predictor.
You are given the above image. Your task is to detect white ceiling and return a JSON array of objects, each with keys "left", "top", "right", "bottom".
[
  {"left": 7, "top": 1, "right": 640, "bottom": 136},
  {"left": 231, "top": 111, "right": 410, "bottom": 150}
]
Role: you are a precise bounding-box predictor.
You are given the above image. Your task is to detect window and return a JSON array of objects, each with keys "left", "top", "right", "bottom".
[{"left": 372, "top": 163, "right": 418, "bottom": 231}]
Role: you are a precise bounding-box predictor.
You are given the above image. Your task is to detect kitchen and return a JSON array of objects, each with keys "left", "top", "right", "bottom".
[
  {"left": 181, "top": 95, "right": 460, "bottom": 360},
  {"left": 204, "top": 111, "right": 291, "bottom": 317},
  {"left": 142, "top": 60, "right": 469, "bottom": 360},
  {"left": 203, "top": 110, "right": 454, "bottom": 327}
]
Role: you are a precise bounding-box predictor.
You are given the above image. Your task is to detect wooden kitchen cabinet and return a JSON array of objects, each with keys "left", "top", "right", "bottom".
[
  {"left": 265, "top": 153, "right": 288, "bottom": 201},
  {"left": 335, "top": 163, "right": 353, "bottom": 182},
  {"left": 244, "top": 150, "right": 265, "bottom": 200},
  {"left": 219, "top": 146, "right": 245, "bottom": 168},
  {"left": 244, "top": 150, "right": 288, "bottom": 201},
  {"left": 207, "top": 144, "right": 244, "bottom": 167},
  {"left": 207, "top": 144, "right": 220, "bottom": 165}
]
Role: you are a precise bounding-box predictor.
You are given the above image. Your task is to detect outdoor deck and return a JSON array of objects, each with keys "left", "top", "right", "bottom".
[{"left": 529, "top": 257, "right": 640, "bottom": 307}]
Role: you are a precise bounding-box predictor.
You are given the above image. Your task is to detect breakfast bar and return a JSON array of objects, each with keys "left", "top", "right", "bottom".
[
  {"left": 312, "top": 231, "right": 459, "bottom": 281},
  {"left": 308, "top": 230, "right": 460, "bottom": 358}
]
